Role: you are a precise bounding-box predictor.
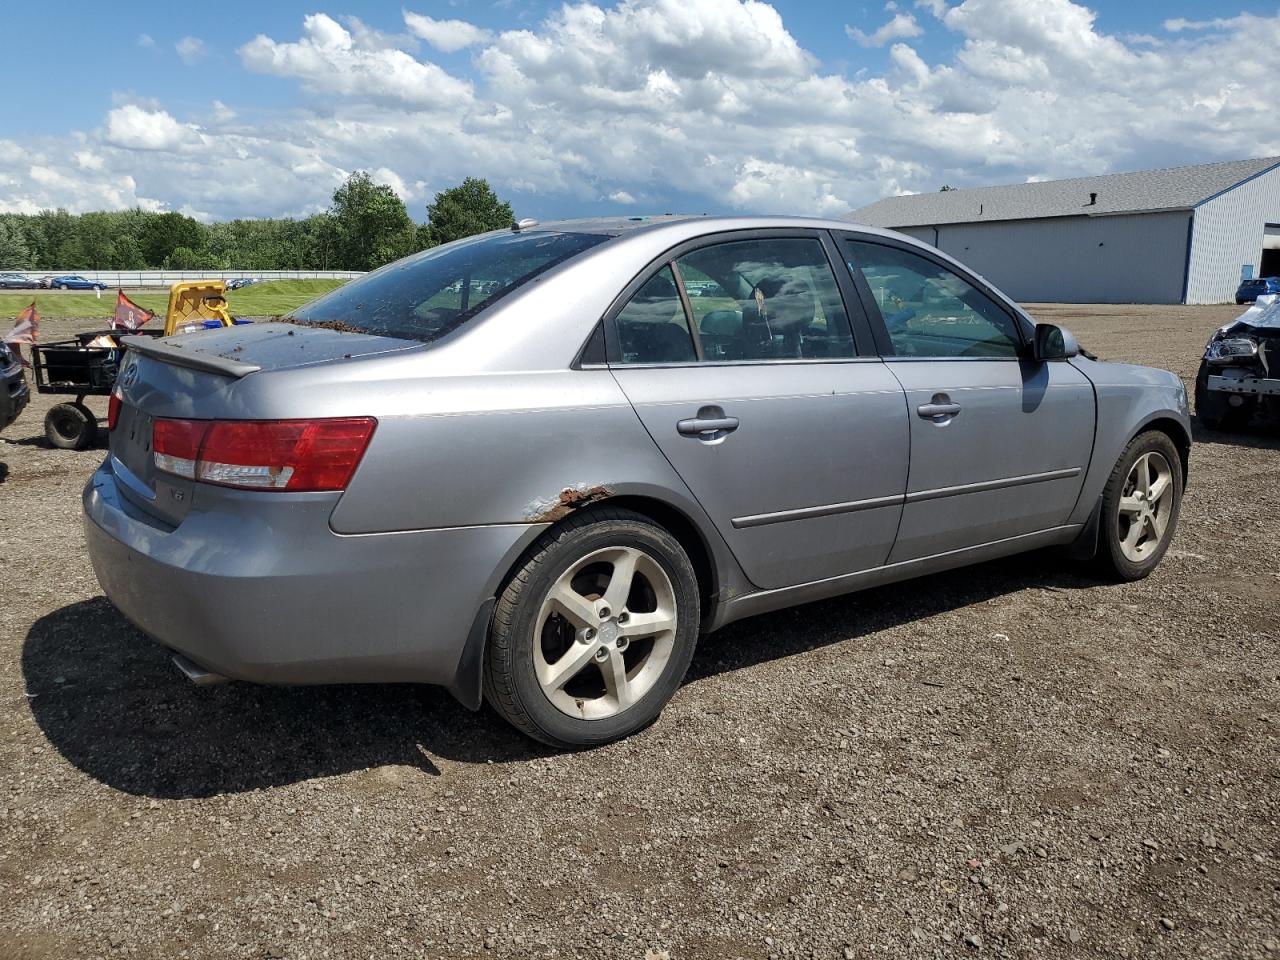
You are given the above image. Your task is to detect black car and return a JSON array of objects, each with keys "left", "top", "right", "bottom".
[
  {"left": 0, "top": 340, "right": 30, "bottom": 432},
  {"left": 0, "top": 272, "right": 38, "bottom": 290},
  {"left": 1196, "top": 299, "right": 1280, "bottom": 430},
  {"left": 1233, "top": 275, "right": 1280, "bottom": 304}
]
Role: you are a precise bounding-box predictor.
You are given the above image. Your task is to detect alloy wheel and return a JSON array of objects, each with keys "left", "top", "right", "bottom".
[
  {"left": 1117, "top": 450, "right": 1174, "bottom": 562},
  {"left": 534, "top": 546, "right": 677, "bottom": 720}
]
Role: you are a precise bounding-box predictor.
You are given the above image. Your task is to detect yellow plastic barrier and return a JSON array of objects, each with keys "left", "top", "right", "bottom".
[{"left": 162, "top": 281, "right": 235, "bottom": 336}]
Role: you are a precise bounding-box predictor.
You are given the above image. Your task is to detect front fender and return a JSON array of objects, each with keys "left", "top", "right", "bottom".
[{"left": 1067, "top": 357, "right": 1191, "bottom": 526}]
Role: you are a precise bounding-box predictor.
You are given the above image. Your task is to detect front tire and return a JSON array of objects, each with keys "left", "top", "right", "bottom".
[
  {"left": 1094, "top": 431, "right": 1182, "bottom": 581},
  {"left": 484, "top": 506, "right": 700, "bottom": 749}
]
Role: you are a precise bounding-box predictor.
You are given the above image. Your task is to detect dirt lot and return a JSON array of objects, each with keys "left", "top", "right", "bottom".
[{"left": 0, "top": 305, "right": 1276, "bottom": 960}]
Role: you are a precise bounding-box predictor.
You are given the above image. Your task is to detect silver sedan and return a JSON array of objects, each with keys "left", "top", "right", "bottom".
[{"left": 84, "top": 215, "right": 1191, "bottom": 747}]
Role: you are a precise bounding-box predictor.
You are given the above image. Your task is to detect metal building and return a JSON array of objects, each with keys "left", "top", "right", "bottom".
[{"left": 847, "top": 157, "right": 1280, "bottom": 304}]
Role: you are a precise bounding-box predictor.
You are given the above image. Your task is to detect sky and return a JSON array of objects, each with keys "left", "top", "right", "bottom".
[{"left": 2, "top": 0, "right": 1279, "bottom": 224}]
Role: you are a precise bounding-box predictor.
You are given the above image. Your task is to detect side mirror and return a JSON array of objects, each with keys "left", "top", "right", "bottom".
[{"left": 1032, "top": 323, "right": 1079, "bottom": 361}]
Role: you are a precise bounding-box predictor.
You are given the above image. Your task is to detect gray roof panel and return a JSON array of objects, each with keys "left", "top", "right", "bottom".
[{"left": 847, "top": 156, "right": 1280, "bottom": 228}]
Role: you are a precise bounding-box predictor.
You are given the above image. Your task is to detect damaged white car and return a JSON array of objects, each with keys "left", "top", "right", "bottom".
[{"left": 1196, "top": 295, "right": 1280, "bottom": 430}]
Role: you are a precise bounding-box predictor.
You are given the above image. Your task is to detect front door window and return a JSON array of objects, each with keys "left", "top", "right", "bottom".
[{"left": 841, "top": 240, "right": 1022, "bottom": 358}]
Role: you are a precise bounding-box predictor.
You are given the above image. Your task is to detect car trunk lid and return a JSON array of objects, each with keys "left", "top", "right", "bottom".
[
  {"left": 123, "top": 321, "right": 416, "bottom": 374},
  {"left": 109, "top": 323, "right": 414, "bottom": 526}
]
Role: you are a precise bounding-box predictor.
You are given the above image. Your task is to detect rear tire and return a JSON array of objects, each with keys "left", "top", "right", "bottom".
[
  {"left": 1094, "top": 430, "right": 1182, "bottom": 582},
  {"left": 45, "top": 402, "right": 96, "bottom": 450},
  {"left": 484, "top": 506, "right": 699, "bottom": 749}
]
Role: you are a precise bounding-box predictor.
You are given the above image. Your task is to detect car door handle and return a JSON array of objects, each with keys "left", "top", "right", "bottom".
[
  {"left": 917, "top": 395, "right": 961, "bottom": 421},
  {"left": 677, "top": 416, "right": 739, "bottom": 437}
]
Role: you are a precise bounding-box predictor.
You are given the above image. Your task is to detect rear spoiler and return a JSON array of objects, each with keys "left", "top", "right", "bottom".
[{"left": 121, "top": 336, "right": 261, "bottom": 379}]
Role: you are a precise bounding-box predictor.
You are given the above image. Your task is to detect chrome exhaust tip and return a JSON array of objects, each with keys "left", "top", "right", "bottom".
[{"left": 171, "top": 652, "right": 229, "bottom": 686}]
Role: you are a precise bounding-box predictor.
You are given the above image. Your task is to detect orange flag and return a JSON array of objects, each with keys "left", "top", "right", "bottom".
[
  {"left": 112, "top": 290, "right": 154, "bottom": 331},
  {"left": 3, "top": 302, "right": 39, "bottom": 366}
]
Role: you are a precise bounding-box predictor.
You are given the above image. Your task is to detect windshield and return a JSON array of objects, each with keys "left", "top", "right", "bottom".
[{"left": 288, "top": 230, "right": 609, "bottom": 343}]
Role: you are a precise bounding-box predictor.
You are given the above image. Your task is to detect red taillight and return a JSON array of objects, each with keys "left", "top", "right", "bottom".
[
  {"left": 107, "top": 388, "right": 122, "bottom": 431},
  {"left": 152, "top": 417, "right": 377, "bottom": 492}
]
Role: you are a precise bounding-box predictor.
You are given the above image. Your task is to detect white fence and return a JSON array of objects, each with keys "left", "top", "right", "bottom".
[{"left": 33, "top": 270, "right": 365, "bottom": 289}]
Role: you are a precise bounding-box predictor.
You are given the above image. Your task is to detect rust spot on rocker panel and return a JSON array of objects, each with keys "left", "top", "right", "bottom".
[{"left": 523, "top": 484, "right": 614, "bottom": 523}]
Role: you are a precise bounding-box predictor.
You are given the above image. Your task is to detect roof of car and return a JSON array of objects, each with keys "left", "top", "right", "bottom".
[{"left": 539, "top": 213, "right": 894, "bottom": 237}]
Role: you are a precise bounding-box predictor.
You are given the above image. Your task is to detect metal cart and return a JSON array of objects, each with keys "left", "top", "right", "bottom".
[
  {"left": 29, "top": 331, "right": 134, "bottom": 449},
  {"left": 27, "top": 281, "right": 243, "bottom": 450}
]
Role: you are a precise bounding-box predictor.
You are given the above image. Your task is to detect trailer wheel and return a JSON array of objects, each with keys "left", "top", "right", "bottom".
[{"left": 45, "top": 402, "right": 97, "bottom": 450}]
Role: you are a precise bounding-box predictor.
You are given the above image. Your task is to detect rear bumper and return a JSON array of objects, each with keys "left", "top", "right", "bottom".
[{"left": 83, "top": 458, "right": 543, "bottom": 687}]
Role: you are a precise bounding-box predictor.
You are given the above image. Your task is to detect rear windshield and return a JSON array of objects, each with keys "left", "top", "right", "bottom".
[{"left": 288, "top": 230, "right": 609, "bottom": 343}]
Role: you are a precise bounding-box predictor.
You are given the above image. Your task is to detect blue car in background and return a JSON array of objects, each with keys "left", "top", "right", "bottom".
[
  {"left": 1234, "top": 276, "right": 1280, "bottom": 304},
  {"left": 48, "top": 275, "right": 107, "bottom": 291}
]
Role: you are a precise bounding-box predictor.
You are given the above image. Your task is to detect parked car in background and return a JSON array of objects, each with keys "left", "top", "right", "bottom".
[
  {"left": 0, "top": 272, "right": 38, "bottom": 289},
  {"left": 1196, "top": 294, "right": 1280, "bottom": 430},
  {"left": 48, "top": 275, "right": 107, "bottom": 291},
  {"left": 85, "top": 215, "right": 1191, "bottom": 748},
  {"left": 1234, "top": 276, "right": 1280, "bottom": 304},
  {"left": 0, "top": 340, "right": 30, "bottom": 432}
]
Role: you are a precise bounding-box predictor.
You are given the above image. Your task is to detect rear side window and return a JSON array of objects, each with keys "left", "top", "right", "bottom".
[
  {"left": 676, "top": 238, "right": 854, "bottom": 361},
  {"left": 288, "top": 231, "right": 609, "bottom": 343},
  {"left": 614, "top": 266, "right": 697, "bottom": 364},
  {"left": 841, "top": 239, "right": 1022, "bottom": 358}
]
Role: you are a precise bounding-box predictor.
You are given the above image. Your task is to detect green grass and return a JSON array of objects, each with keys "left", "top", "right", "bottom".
[{"left": 0, "top": 279, "right": 347, "bottom": 321}]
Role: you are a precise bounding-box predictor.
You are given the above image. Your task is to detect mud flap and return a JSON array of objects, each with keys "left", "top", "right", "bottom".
[
  {"left": 446, "top": 597, "right": 496, "bottom": 711},
  {"left": 1065, "top": 495, "right": 1103, "bottom": 561}
]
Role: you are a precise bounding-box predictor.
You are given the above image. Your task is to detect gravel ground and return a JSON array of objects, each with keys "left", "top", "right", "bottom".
[{"left": 0, "top": 305, "right": 1276, "bottom": 960}]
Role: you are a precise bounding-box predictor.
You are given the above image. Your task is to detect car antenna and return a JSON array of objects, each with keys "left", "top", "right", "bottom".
[{"left": 512, "top": 218, "right": 539, "bottom": 232}]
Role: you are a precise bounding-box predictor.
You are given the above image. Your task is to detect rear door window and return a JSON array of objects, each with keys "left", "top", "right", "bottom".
[
  {"left": 288, "top": 231, "right": 609, "bottom": 343},
  {"left": 674, "top": 238, "right": 855, "bottom": 361}
]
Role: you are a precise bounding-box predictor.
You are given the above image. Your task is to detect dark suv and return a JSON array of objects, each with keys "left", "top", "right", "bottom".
[
  {"left": 1234, "top": 276, "right": 1280, "bottom": 304},
  {"left": 0, "top": 341, "right": 30, "bottom": 432}
]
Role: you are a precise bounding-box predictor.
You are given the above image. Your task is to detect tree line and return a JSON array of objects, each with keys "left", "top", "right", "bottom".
[{"left": 0, "top": 174, "right": 515, "bottom": 273}]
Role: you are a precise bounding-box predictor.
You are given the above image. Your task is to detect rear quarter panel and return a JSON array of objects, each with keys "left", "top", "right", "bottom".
[{"left": 326, "top": 367, "right": 711, "bottom": 533}]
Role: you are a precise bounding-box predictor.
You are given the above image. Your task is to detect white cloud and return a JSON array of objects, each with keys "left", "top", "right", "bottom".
[
  {"left": 1163, "top": 16, "right": 1254, "bottom": 33},
  {"left": 344, "top": 15, "right": 419, "bottom": 51},
  {"left": 239, "top": 13, "right": 473, "bottom": 109},
  {"left": 212, "top": 100, "right": 236, "bottom": 122},
  {"left": 103, "top": 105, "right": 194, "bottom": 152},
  {"left": 175, "top": 36, "right": 206, "bottom": 65},
  {"left": 846, "top": 12, "right": 923, "bottom": 47},
  {"left": 372, "top": 166, "right": 413, "bottom": 200},
  {"left": 0, "top": 144, "right": 162, "bottom": 215},
  {"left": 403, "top": 12, "right": 494, "bottom": 51},
  {"left": 8, "top": 0, "right": 1280, "bottom": 224},
  {"left": 729, "top": 160, "right": 849, "bottom": 215},
  {"left": 137, "top": 33, "right": 155, "bottom": 48}
]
